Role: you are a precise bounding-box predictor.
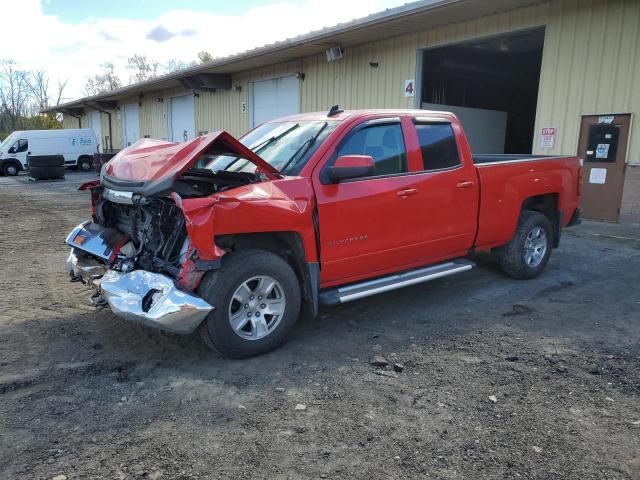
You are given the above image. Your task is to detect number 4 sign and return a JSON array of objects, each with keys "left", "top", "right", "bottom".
[{"left": 404, "top": 79, "right": 415, "bottom": 98}]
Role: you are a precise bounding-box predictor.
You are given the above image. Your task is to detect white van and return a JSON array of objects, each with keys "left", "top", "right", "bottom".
[{"left": 0, "top": 128, "right": 98, "bottom": 176}]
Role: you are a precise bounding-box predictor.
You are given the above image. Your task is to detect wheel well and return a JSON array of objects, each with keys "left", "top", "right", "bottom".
[
  {"left": 1, "top": 159, "right": 22, "bottom": 171},
  {"left": 78, "top": 155, "right": 92, "bottom": 163},
  {"left": 521, "top": 194, "right": 560, "bottom": 247},
  {"left": 215, "top": 232, "right": 316, "bottom": 312}
]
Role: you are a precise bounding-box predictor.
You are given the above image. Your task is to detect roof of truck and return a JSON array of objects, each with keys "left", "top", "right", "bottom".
[{"left": 271, "top": 109, "right": 457, "bottom": 122}]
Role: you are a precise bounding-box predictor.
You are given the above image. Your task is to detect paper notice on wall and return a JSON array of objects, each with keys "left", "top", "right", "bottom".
[
  {"left": 589, "top": 168, "right": 607, "bottom": 184},
  {"left": 540, "top": 127, "right": 556, "bottom": 149}
]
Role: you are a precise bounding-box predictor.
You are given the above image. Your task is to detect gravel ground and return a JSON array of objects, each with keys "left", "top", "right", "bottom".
[{"left": 0, "top": 172, "right": 639, "bottom": 480}]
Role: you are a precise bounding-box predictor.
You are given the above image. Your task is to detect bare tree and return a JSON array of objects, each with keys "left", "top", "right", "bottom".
[
  {"left": 54, "top": 79, "right": 68, "bottom": 106},
  {"left": 0, "top": 59, "right": 31, "bottom": 130},
  {"left": 127, "top": 54, "right": 160, "bottom": 84},
  {"left": 26, "top": 69, "right": 50, "bottom": 110},
  {"left": 84, "top": 62, "right": 122, "bottom": 96}
]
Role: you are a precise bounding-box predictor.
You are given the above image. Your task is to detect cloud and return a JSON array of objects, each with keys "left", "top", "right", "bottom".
[
  {"left": 98, "top": 31, "right": 121, "bottom": 42},
  {"left": 146, "top": 25, "right": 176, "bottom": 42},
  {"left": 4, "top": 0, "right": 406, "bottom": 100}
]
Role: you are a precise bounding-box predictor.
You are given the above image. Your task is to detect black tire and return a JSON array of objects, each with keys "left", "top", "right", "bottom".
[
  {"left": 197, "top": 249, "right": 301, "bottom": 358},
  {"left": 78, "top": 157, "right": 93, "bottom": 172},
  {"left": 28, "top": 155, "right": 64, "bottom": 167},
  {"left": 496, "top": 210, "right": 553, "bottom": 280},
  {"left": 3, "top": 162, "right": 20, "bottom": 176},
  {"left": 28, "top": 166, "right": 65, "bottom": 180}
]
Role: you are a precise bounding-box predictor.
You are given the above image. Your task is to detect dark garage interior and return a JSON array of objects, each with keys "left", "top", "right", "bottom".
[{"left": 420, "top": 27, "right": 545, "bottom": 154}]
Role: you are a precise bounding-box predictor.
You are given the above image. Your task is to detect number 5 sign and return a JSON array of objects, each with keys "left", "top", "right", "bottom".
[{"left": 404, "top": 79, "right": 415, "bottom": 98}]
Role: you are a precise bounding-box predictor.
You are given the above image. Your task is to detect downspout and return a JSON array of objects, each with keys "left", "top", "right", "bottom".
[{"left": 87, "top": 104, "right": 113, "bottom": 151}]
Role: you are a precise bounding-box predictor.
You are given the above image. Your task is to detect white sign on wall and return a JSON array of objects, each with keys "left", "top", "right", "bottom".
[
  {"left": 589, "top": 168, "right": 607, "bottom": 184},
  {"left": 540, "top": 127, "right": 556, "bottom": 149},
  {"left": 596, "top": 143, "right": 610, "bottom": 159},
  {"left": 404, "top": 79, "right": 415, "bottom": 98}
]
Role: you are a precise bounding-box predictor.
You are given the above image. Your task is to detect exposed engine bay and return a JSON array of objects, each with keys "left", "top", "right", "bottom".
[
  {"left": 171, "top": 168, "right": 259, "bottom": 198},
  {"left": 94, "top": 168, "right": 259, "bottom": 278}
]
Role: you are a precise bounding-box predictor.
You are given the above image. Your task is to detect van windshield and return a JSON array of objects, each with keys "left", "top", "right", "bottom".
[{"left": 0, "top": 134, "right": 15, "bottom": 150}]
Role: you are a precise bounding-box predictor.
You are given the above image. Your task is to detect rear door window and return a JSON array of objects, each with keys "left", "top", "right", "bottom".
[
  {"left": 335, "top": 123, "right": 407, "bottom": 176},
  {"left": 415, "top": 123, "right": 460, "bottom": 171}
]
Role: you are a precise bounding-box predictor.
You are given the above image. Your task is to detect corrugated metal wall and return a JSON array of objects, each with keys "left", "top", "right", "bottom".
[
  {"left": 534, "top": 0, "right": 640, "bottom": 162},
  {"left": 63, "top": 0, "right": 640, "bottom": 164}
]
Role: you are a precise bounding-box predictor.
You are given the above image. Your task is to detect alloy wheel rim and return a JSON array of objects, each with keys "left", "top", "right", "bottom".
[
  {"left": 228, "top": 275, "right": 286, "bottom": 340},
  {"left": 7, "top": 165, "right": 17, "bottom": 175},
  {"left": 523, "top": 226, "right": 547, "bottom": 267}
]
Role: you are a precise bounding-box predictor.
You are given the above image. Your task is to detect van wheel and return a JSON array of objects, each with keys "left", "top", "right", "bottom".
[
  {"left": 197, "top": 249, "right": 301, "bottom": 358},
  {"left": 78, "top": 157, "right": 93, "bottom": 172},
  {"left": 3, "top": 162, "right": 19, "bottom": 176},
  {"left": 496, "top": 211, "right": 553, "bottom": 280}
]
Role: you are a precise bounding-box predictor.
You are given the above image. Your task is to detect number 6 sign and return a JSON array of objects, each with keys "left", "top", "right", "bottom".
[{"left": 404, "top": 79, "right": 415, "bottom": 98}]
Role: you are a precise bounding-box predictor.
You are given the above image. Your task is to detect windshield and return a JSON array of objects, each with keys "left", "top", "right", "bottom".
[
  {"left": 0, "top": 134, "right": 15, "bottom": 150},
  {"left": 206, "top": 120, "right": 338, "bottom": 175}
]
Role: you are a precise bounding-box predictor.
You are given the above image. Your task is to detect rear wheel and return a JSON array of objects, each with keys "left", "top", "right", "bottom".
[
  {"left": 78, "top": 157, "right": 93, "bottom": 172},
  {"left": 197, "top": 249, "right": 301, "bottom": 358},
  {"left": 496, "top": 211, "right": 553, "bottom": 279},
  {"left": 3, "top": 162, "right": 19, "bottom": 176}
]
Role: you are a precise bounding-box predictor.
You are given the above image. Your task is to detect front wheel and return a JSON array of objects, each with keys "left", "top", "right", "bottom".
[
  {"left": 496, "top": 211, "right": 553, "bottom": 280},
  {"left": 197, "top": 249, "right": 301, "bottom": 358},
  {"left": 3, "top": 162, "right": 19, "bottom": 176}
]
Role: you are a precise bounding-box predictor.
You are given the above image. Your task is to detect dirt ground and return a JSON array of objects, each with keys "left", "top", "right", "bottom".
[{"left": 0, "top": 171, "right": 639, "bottom": 480}]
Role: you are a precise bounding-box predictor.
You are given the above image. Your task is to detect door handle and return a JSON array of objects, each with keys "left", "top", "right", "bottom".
[
  {"left": 397, "top": 188, "right": 418, "bottom": 197},
  {"left": 456, "top": 181, "right": 475, "bottom": 188}
]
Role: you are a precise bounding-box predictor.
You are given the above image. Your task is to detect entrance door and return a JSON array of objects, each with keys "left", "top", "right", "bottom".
[
  {"left": 90, "top": 110, "right": 102, "bottom": 152},
  {"left": 122, "top": 103, "right": 140, "bottom": 147},
  {"left": 251, "top": 75, "right": 299, "bottom": 128},
  {"left": 170, "top": 95, "right": 195, "bottom": 142},
  {"left": 313, "top": 118, "right": 426, "bottom": 284},
  {"left": 578, "top": 114, "right": 631, "bottom": 222}
]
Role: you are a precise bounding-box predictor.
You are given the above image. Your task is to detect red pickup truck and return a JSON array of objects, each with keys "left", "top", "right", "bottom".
[{"left": 66, "top": 108, "right": 582, "bottom": 358}]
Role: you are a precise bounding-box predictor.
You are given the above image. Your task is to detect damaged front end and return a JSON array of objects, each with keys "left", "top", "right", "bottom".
[
  {"left": 65, "top": 217, "right": 214, "bottom": 334},
  {"left": 65, "top": 131, "right": 279, "bottom": 334}
]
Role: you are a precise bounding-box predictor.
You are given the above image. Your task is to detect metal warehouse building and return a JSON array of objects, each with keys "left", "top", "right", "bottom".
[{"left": 48, "top": 0, "right": 640, "bottom": 223}]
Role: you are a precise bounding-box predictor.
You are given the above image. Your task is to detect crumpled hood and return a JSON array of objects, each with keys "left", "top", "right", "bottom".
[{"left": 104, "top": 131, "right": 279, "bottom": 183}]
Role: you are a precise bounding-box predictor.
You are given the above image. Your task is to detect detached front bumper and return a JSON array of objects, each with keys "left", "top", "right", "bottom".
[{"left": 66, "top": 250, "right": 214, "bottom": 334}]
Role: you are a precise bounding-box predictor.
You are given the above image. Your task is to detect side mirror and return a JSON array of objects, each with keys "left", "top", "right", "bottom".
[
  {"left": 7, "top": 147, "right": 16, "bottom": 154},
  {"left": 328, "top": 155, "right": 375, "bottom": 182}
]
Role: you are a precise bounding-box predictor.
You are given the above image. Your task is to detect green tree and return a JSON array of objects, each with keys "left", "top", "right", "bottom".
[{"left": 197, "top": 50, "right": 214, "bottom": 63}]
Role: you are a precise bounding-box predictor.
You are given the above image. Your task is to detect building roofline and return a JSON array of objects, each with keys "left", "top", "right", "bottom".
[
  {"left": 43, "top": 0, "right": 463, "bottom": 112},
  {"left": 45, "top": 0, "right": 549, "bottom": 113}
]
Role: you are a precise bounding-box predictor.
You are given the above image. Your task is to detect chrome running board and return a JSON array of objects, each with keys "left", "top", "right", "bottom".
[{"left": 318, "top": 259, "right": 475, "bottom": 306}]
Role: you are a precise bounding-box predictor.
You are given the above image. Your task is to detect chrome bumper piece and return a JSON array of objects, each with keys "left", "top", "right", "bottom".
[{"left": 66, "top": 250, "right": 213, "bottom": 334}]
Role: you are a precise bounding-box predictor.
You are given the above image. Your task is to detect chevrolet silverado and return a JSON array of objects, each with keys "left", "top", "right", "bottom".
[{"left": 65, "top": 108, "right": 582, "bottom": 358}]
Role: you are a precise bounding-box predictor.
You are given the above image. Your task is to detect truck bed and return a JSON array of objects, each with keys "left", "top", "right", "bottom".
[{"left": 472, "top": 154, "right": 581, "bottom": 251}]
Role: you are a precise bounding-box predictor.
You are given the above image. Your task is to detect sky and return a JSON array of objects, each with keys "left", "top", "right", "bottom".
[{"left": 2, "top": 0, "right": 408, "bottom": 102}]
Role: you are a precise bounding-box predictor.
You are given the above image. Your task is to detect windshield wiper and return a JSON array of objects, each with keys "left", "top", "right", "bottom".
[
  {"left": 279, "top": 123, "right": 329, "bottom": 173},
  {"left": 223, "top": 123, "right": 300, "bottom": 172}
]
